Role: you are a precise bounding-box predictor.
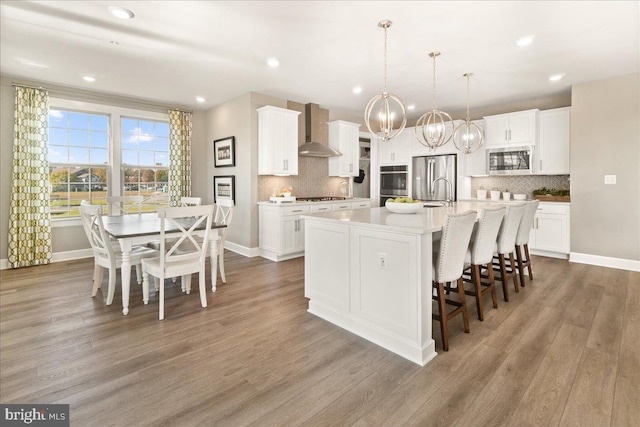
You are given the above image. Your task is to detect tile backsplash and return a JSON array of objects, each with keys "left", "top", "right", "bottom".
[
  {"left": 258, "top": 157, "right": 346, "bottom": 200},
  {"left": 470, "top": 175, "right": 570, "bottom": 198}
]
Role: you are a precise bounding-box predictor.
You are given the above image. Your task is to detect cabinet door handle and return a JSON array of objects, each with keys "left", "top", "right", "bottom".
[
  {"left": 509, "top": 129, "right": 512, "bottom": 140},
  {"left": 295, "top": 219, "right": 299, "bottom": 232},
  {"left": 535, "top": 218, "right": 538, "bottom": 229},
  {"left": 505, "top": 130, "right": 508, "bottom": 142},
  {"left": 292, "top": 209, "right": 303, "bottom": 213},
  {"left": 540, "top": 160, "right": 542, "bottom": 171}
]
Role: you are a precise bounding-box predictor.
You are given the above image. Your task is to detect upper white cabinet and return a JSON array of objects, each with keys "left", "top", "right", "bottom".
[
  {"left": 328, "top": 121, "right": 361, "bottom": 177},
  {"left": 258, "top": 106, "right": 301, "bottom": 175},
  {"left": 376, "top": 130, "right": 411, "bottom": 164},
  {"left": 537, "top": 107, "right": 570, "bottom": 175},
  {"left": 484, "top": 109, "right": 539, "bottom": 147}
]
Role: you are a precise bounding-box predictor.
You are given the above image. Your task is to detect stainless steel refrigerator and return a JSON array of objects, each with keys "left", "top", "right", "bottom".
[{"left": 412, "top": 154, "right": 457, "bottom": 202}]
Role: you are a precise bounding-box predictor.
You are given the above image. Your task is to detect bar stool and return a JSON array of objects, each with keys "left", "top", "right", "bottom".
[
  {"left": 515, "top": 200, "right": 540, "bottom": 287},
  {"left": 463, "top": 207, "right": 505, "bottom": 321},
  {"left": 432, "top": 210, "right": 477, "bottom": 351},
  {"left": 493, "top": 204, "right": 526, "bottom": 302}
]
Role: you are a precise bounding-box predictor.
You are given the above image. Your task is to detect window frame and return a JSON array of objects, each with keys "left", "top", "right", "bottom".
[{"left": 49, "top": 98, "right": 169, "bottom": 227}]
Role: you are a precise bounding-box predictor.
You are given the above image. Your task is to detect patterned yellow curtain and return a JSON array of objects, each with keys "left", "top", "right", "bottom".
[
  {"left": 8, "top": 86, "right": 52, "bottom": 268},
  {"left": 168, "top": 110, "right": 192, "bottom": 207}
]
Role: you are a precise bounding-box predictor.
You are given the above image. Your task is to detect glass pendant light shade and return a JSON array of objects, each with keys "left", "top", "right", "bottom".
[
  {"left": 416, "top": 52, "right": 453, "bottom": 149},
  {"left": 364, "top": 20, "right": 407, "bottom": 142},
  {"left": 453, "top": 73, "right": 484, "bottom": 154}
]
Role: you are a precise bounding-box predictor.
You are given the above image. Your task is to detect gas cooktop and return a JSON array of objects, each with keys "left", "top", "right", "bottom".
[{"left": 296, "top": 196, "right": 347, "bottom": 202}]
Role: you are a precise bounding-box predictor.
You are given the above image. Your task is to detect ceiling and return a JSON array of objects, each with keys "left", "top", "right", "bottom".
[{"left": 1, "top": 1, "right": 638, "bottom": 120}]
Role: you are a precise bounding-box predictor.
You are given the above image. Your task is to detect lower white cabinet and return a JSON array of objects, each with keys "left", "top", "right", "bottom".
[
  {"left": 259, "top": 204, "right": 309, "bottom": 261},
  {"left": 259, "top": 200, "right": 372, "bottom": 261},
  {"left": 529, "top": 202, "right": 570, "bottom": 256}
]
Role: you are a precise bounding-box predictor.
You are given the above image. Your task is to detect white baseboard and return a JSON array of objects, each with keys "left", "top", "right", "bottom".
[
  {"left": 223, "top": 241, "right": 260, "bottom": 258},
  {"left": 570, "top": 252, "right": 640, "bottom": 272},
  {"left": 0, "top": 248, "right": 93, "bottom": 270},
  {"left": 530, "top": 249, "right": 569, "bottom": 260},
  {"left": 259, "top": 249, "right": 304, "bottom": 262}
]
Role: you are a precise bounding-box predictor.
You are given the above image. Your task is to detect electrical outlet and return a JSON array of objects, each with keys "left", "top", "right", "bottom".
[
  {"left": 378, "top": 253, "right": 388, "bottom": 270},
  {"left": 604, "top": 175, "right": 617, "bottom": 185}
]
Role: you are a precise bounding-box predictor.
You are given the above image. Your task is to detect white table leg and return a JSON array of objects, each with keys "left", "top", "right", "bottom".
[
  {"left": 210, "top": 232, "right": 218, "bottom": 293},
  {"left": 119, "top": 240, "right": 133, "bottom": 315}
]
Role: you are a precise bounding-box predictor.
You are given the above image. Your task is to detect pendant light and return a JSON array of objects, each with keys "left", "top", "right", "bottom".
[
  {"left": 364, "top": 20, "right": 407, "bottom": 142},
  {"left": 415, "top": 52, "right": 453, "bottom": 149},
  {"left": 453, "top": 73, "right": 484, "bottom": 154}
]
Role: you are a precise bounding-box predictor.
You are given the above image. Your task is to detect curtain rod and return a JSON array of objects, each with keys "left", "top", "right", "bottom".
[{"left": 11, "top": 82, "right": 193, "bottom": 114}]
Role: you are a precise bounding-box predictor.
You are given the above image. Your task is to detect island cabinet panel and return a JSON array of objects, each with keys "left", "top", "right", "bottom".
[
  {"left": 304, "top": 222, "right": 350, "bottom": 312},
  {"left": 350, "top": 229, "right": 419, "bottom": 340}
]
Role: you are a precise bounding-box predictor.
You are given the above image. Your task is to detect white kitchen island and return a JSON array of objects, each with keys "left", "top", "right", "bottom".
[{"left": 302, "top": 202, "right": 503, "bottom": 366}]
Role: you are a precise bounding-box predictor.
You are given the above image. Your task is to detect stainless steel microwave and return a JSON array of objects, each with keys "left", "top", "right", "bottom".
[{"left": 487, "top": 146, "right": 534, "bottom": 175}]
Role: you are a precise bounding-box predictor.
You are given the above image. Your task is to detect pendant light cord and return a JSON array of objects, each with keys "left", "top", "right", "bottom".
[
  {"left": 466, "top": 74, "right": 471, "bottom": 121},
  {"left": 432, "top": 54, "right": 437, "bottom": 109},
  {"left": 383, "top": 26, "right": 388, "bottom": 93}
]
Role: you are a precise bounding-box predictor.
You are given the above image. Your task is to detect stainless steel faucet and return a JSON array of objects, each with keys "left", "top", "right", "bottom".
[{"left": 431, "top": 177, "right": 453, "bottom": 205}]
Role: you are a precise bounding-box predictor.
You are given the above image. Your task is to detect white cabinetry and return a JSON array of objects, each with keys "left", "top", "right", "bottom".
[
  {"left": 376, "top": 130, "right": 411, "bottom": 164},
  {"left": 529, "top": 202, "right": 570, "bottom": 257},
  {"left": 258, "top": 106, "right": 300, "bottom": 175},
  {"left": 484, "top": 109, "right": 539, "bottom": 147},
  {"left": 259, "top": 204, "right": 309, "bottom": 261},
  {"left": 537, "top": 107, "right": 570, "bottom": 175},
  {"left": 259, "top": 199, "right": 372, "bottom": 261},
  {"left": 328, "top": 121, "right": 361, "bottom": 177}
]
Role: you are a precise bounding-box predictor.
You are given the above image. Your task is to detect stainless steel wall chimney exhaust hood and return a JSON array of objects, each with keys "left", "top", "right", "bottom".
[{"left": 298, "top": 103, "right": 343, "bottom": 157}]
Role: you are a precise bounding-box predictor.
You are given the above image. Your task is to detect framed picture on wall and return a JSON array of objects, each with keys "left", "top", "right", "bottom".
[
  {"left": 213, "top": 175, "right": 235, "bottom": 204},
  {"left": 214, "top": 136, "right": 236, "bottom": 167}
]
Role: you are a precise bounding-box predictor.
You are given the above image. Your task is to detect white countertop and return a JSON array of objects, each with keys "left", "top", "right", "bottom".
[
  {"left": 258, "top": 198, "right": 371, "bottom": 206},
  {"left": 301, "top": 201, "right": 515, "bottom": 235}
]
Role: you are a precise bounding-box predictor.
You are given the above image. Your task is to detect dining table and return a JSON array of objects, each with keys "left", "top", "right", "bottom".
[{"left": 102, "top": 212, "right": 227, "bottom": 315}]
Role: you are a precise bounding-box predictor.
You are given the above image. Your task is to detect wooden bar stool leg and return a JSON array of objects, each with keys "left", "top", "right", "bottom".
[
  {"left": 515, "top": 245, "right": 526, "bottom": 287},
  {"left": 509, "top": 252, "right": 520, "bottom": 293},
  {"left": 499, "top": 254, "right": 510, "bottom": 302},
  {"left": 436, "top": 282, "right": 449, "bottom": 351},
  {"left": 525, "top": 244, "right": 533, "bottom": 279},
  {"left": 488, "top": 264, "right": 498, "bottom": 309},
  {"left": 457, "top": 278, "right": 470, "bottom": 333},
  {"left": 472, "top": 264, "right": 484, "bottom": 321}
]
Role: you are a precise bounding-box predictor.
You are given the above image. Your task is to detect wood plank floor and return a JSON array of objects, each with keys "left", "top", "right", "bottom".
[{"left": 1, "top": 253, "right": 638, "bottom": 426}]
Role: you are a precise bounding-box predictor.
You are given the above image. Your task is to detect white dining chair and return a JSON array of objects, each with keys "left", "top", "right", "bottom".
[
  {"left": 432, "top": 210, "right": 477, "bottom": 351},
  {"left": 213, "top": 199, "right": 234, "bottom": 284},
  {"left": 141, "top": 205, "right": 215, "bottom": 320},
  {"left": 80, "top": 203, "right": 158, "bottom": 305},
  {"left": 180, "top": 197, "right": 202, "bottom": 207},
  {"left": 107, "top": 195, "right": 144, "bottom": 215}
]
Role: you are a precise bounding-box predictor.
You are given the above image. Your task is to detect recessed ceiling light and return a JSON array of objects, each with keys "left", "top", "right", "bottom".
[
  {"left": 266, "top": 58, "right": 280, "bottom": 68},
  {"left": 516, "top": 35, "right": 535, "bottom": 47},
  {"left": 109, "top": 40, "right": 119, "bottom": 45},
  {"left": 352, "top": 86, "right": 362, "bottom": 94},
  {"left": 82, "top": 76, "right": 96, "bottom": 82},
  {"left": 407, "top": 104, "right": 415, "bottom": 110},
  {"left": 549, "top": 73, "right": 565, "bottom": 82},
  {"left": 196, "top": 96, "right": 206, "bottom": 103},
  {"left": 108, "top": 6, "right": 135, "bottom": 20}
]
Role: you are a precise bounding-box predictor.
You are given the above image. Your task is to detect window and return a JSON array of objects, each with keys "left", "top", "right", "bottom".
[
  {"left": 48, "top": 109, "right": 109, "bottom": 218},
  {"left": 121, "top": 118, "right": 170, "bottom": 212},
  {"left": 47, "top": 98, "right": 169, "bottom": 221}
]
